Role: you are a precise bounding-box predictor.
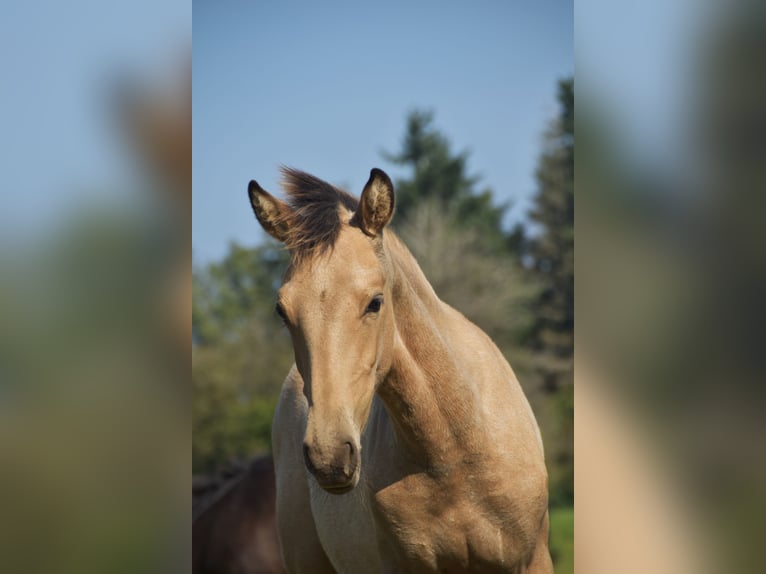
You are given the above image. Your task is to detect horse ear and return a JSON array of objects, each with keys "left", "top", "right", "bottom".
[
  {"left": 357, "top": 168, "right": 395, "bottom": 236},
  {"left": 248, "top": 179, "right": 290, "bottom": 242}
]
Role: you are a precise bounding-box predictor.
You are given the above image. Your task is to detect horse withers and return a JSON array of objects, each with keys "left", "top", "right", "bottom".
[{"left": 248, "top": 168, "right": 552, "bottom": 573}]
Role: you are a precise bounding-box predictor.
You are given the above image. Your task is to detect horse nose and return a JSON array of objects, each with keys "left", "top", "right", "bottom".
[
  {"left": 302, "top": 440, "right": 358, "bottom": 490},
  {"left": 302, "top": 441, "right": 356, "bottom": 478},
  {"left": 302, "top": 442, "right": 317, "bottom": 474}
]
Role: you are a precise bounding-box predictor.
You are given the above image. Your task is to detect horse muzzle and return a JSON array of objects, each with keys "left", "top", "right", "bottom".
[{"left": 302, "top": 440, "right": 360, "bottom": 494}]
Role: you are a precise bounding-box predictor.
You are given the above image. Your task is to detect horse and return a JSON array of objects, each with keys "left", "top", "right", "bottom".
[
  {"left": 192, "top": 456, "right": 284, "bottom": 574},
  {"left": 247, "top": 167, "right": 552, "bottom": 573}
]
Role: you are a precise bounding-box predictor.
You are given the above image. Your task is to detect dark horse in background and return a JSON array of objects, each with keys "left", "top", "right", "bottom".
[{"left": 192, "top": 455, "right": 284, "bottom": 574}]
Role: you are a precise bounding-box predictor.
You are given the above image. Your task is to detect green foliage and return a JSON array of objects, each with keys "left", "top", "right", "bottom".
[
  {"left": 192, "top": 363, "right": 280, "bottom": 474},
  {"left": 549, "top": 506, "right": 574, "bottom": 574},
  {"left": 527, "top": 79, "right": 574, "bottom": 369},
  {"left": 193, "top": 241, "right": 288, "bottom": 346},
  {"left": 192, "top": 326, "right": 292, "bottom": 473},
  {"left": 542, "top": 383, "right": 574, "bottom": 507},
  {"left": 520, "top": 79, "right": 575, "bottom": 508},
  {"left": 192, "top": 243, "right": 292, "bottom": 473}
]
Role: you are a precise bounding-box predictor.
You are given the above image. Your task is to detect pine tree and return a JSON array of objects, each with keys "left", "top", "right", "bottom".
[
  {"left": 527, "top": 79, "right": 574, "bottom": 393},
  {"left": 383, "top": 110, "right": 509, "bottom": 253}
]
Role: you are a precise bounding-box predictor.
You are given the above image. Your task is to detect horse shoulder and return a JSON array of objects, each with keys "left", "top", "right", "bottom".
[{"left": 435, "top": 305, "right": 551, "bottom": 567}]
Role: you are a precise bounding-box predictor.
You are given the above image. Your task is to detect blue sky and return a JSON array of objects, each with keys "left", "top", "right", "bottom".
[
  {"left": 193, "top": 0, "right": 573, "bottom": 264},
  {"left": 0, "top": 0, "right": 190, "bottom": 245},
  {"left": 0, "top": 1, "right": 708, "bottom": 264},
  {"left": 576, "top": 0, "right": 706, "bottom": 175}
]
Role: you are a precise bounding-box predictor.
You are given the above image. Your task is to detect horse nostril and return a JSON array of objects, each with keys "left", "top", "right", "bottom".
[
  {"left": 343, "top": 441, "right": 356, "bottom": 476},
  {"left": 303, "top": 440, "right": 358, "bottom": 483}
]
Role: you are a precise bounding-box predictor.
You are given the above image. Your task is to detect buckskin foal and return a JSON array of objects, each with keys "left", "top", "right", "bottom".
[{"left": 248, "top": 168, "right": 552, "bottom": 573}]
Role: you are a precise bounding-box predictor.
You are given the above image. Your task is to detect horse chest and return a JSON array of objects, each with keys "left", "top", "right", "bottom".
[
  {"left": 369, "top": 472, "right": 530, "bottom": 572},
  {"left": 310, "top": 466, "right": 528, "bottom": 574},
  {"left": 308, "top": 478, "right": 382, "bottom": 572}
]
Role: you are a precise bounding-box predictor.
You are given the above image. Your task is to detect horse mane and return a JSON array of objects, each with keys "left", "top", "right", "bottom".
[{"left": 279, "top": 167, "right": 360, "bottom": 264}]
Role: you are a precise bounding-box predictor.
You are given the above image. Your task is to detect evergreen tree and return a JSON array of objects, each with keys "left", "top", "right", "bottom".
[
  {"left": 521, "top": 79, "right": 574, "bottom": 509},
  {"left": 383, "top": 109, "right": 510, "bottom": 252},
  {"left": 527, "top": 79, "right": 574, "bottom": 391}
]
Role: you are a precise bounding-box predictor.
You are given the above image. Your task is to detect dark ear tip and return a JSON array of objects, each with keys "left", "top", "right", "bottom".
[
  {"left": 369, "top": 168, "right": 392, "bottom": 187},
  {"left": 248, "top": 179, "right": 263, "bottom": 198}
]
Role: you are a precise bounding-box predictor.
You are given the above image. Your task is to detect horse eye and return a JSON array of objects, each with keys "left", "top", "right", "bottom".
[
  {"left": 365, "top": 296, "right": 383, "bottom": 314},
  {"left": 275, "top": 302, "right": 288, "bottom": 322}
]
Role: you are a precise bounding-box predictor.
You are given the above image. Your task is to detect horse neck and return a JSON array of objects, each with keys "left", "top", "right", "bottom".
[{"left": 378, "top": 233, "right": 480, "bottom": 469}]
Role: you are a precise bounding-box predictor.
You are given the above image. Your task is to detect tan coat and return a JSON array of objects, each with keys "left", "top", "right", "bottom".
[{"left": 250, "top": 168, "right": 552, "bottom": 573}]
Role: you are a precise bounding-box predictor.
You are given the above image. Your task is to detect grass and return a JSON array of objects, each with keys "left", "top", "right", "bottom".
[{"left": 549, "top": 506, "right": 574, "bottom": 574}]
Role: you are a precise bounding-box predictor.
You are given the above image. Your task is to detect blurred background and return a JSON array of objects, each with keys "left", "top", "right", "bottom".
[
  {"left": 1, "top": 0, "right": 762, "bottom": 572},
  {"left": 192, "top": 1, "right": 573, "bottom": 571},
  {"left": 577, "top": 0, "right": 766, "bottom": 572},
  {"left": 0, "top": 1, "right": 190, "bottom": 573}
]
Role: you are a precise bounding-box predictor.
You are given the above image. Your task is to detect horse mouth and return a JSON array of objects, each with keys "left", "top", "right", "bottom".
[
  {"left": 303, "top": 439, "right": 361, "bottom": 494},
  {"left": 320, "top": 481, "right": 355, "bottom": 495},
  {"left": 314, "top": 466, "right": 360, "bottom": 495}
]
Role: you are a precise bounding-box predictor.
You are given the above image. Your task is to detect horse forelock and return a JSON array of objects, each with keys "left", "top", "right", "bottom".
[{"left": 278, "top": 167, "right": 360, "bottom": 265}]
